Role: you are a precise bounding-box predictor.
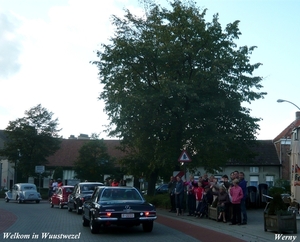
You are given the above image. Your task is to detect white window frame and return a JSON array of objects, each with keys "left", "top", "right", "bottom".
[
  {"left": 250, "top": 167, "right": 259, "bottom": 173},
  {"left": 249, "top": 175, "right": 259, "bottom": 187},
  {"left": 266, "top": 175, "right": 274, "bottom": 187}
]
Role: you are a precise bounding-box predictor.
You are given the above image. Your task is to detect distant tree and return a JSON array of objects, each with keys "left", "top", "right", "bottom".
[
  {"left": 74, "top": 139, "right": 115, "bottom": 182},
  {"left": 93, "top": 0, "right": 266, "bottom": 194},
  {"left": 0, "top": 104, "right": 61, "bottom": 180},
  {"left": 53, "top": 166, "right": 64, "bottom": 181}
]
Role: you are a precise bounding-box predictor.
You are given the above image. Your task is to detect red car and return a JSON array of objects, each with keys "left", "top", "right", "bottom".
[{"left": 50, "top": 185, "right": 74, "bottom": 209}]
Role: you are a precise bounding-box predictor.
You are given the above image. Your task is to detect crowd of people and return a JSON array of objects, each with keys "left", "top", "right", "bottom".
[
  {"left": 167, "top": 171, "right": 248, "bottom": 225},
  {"left": 104, "top": 178, "right": 127, "bottom": 187}
]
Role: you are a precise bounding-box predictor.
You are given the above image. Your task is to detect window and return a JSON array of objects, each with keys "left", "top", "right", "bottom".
[
  {"left": 250, "top": 167, "right": 259, "bottom": 173},
  {"left": 266, "top": 176, "right": 274, "bottom": 188},
  {"left": 249, "top": 176, "right": 259, "bottom": 187},
  {"left": 294, "top": 129, "right": 298, "bottom": 141}
]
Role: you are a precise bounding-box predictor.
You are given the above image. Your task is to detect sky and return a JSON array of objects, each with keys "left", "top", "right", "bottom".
[{"left": 0, "top": 0, "right": 299, "bottom": 140}]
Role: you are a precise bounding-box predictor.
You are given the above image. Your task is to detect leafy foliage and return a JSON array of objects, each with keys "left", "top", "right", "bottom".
[
  {"left": 53, "top": 166, "right": 64, "bottom": 181},
  {"left": 267, "top": 193, "right": 288, "bottom": 215},
  {"left": 93, "top": 0, "right": 266, "bottom": 193},
  {"left": 268, "top": 179, "right": 291, "bottom": 196},
  {"left": 0, "top": 104, "right": 61, "bottom": 179},
  {"left": 74, "top": 139, "right": 115, "bottom": 182}
]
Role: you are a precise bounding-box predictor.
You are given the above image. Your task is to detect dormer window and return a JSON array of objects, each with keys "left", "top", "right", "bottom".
[{"left": 294, "top": 129, "right": 298, "bottom": 141}]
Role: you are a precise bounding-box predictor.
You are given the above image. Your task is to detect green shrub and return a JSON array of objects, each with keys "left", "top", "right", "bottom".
[
  {"left": 145, "top": 193, "right": 170, "bottom": 209},
  {"left": 0, "top": 189, "right": 6, "bottom": 198},
  {"left": 267, "top": 193, "right": 289, "bottom": 215},
  {"left": 268, "top": 186, "right": 286, "bottom": 197},
  {"left": 268, "top": 179, "right": 291, "bottom": 196}
]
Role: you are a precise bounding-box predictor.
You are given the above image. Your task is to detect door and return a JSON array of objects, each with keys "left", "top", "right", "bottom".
[{"left": 12, "top": 185, "right": 18, "bottom": 200}]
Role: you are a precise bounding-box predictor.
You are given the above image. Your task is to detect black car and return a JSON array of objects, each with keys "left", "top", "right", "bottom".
[
  {"left": 155, "top": 184, "right": 169, "bottom": 194},
  {"left": 67, "top": 182, "right": 103, "bottom": 214},
  {"left": 82, "top": 186, "right": 157, "bottom": 234}
]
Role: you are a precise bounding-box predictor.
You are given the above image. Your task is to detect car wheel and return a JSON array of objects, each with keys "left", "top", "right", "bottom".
[
  {"left": 142, "top": 221, "right": 153, "bottom": 232},
  {"left": 82, "top": 215, "right": 89, "bottom": 227},
  {"left": 36, "top": 200, "right": 40, "bottom": 204},
  {"left": 59, "top": 203, "right": 63, "bottom": 209},
  {"left": 90, "top": 216, "right": 100, "bottom": 234}
]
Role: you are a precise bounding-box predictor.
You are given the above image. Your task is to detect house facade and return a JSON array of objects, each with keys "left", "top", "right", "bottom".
[
  {"left": 186, "top": 140, "right": 280, "bottom": 188},
  {"left": 0, "top": 124, "right": 294, "bottom": 191},
  {"left": 290, "top": 125, "right": 300, "bottom": 201},
  {"left": 273, "top": 111, "right": 300, "bottom": 181}
]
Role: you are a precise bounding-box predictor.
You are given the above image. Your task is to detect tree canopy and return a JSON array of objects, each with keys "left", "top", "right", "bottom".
[
  {"left": 0, "top": 104, "right": 61, "bottom": 179},
  {"left": 74, "top": 138, "right": 115, "bottom": 182},
  {"left": 93, "top": 0, "right": 266, "bottom": 193}
]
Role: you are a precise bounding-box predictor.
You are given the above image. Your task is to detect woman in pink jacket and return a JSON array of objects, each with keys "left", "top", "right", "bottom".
[{"left": 229, "top": 179, "right": 243, "bottom": 225}]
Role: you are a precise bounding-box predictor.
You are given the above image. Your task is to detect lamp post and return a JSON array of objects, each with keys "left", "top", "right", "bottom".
[
  {"left": 277, "top": 99, "right": 300, "bottom": 110},
  {"left": 14, "top": 149, "right": 21, "bottom": 184}
]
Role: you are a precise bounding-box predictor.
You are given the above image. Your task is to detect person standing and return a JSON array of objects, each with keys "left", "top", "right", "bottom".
[
  {"left": 52, "top": 179, "right": 58, "bottom": 192},
  {"left": 201, "top": 174, "right": 209, "bottom": 188},
  {"left": 175, "top": 176, "right": 184, "bottom": 216},
  {"left": 194, "top": 181, "right": 204, "bottom": 217},
  {"left": 239, "top": 172, "right": 248, "bottom": 225},
  {"left": 48, "top": 179, "right": 53, "bottom": 200},
  {"left": 168, "top": 176, "right": 176, "bottom": 212},
  {"left": 57, "top": 178, "right": 63, "bottom": 187},
  {"left": 111, "top": 179, "right": 119, "bottom": 186},
  {"left": 185, "top": 175, "right": 197, "bottom": 216},
  {"left": 229, "top": 179, "right": 243, "bottom": 225}
]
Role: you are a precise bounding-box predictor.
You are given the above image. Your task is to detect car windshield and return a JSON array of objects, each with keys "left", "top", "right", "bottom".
[
  {"left": 22, "top": 186, "right": 36, "bottom": 190},
  {"left": 64, "top": 187, "right": 74, "bottom": 193},
  {"left": 80, "top": 184, "right": 98, "bottom": 193},
  {"left": 100, "top": 188, "right": 143, "bottom": 201}
]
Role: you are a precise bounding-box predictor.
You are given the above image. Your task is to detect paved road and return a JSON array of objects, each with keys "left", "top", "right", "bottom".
[
  {"left": 1, "top": 199, "right": 299, "bottom": 242},
  {"left": 0, "top": 199, "right": 201, "bottom": 242}
]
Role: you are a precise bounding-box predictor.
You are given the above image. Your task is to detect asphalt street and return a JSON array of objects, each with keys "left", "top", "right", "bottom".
[{"left": 1, "top": 199, "right": 299, "bottom": 242}]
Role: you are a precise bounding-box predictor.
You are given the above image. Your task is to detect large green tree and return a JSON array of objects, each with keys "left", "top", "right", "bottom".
[
  {"left": 0, "top": 104, "right": 61, "bottom": 180},
  {"left": 93, "top": 0, "right": 266, "bottom": 194},
  {"left": 74, "top": 138, "right": 115, "bottom": 182}
]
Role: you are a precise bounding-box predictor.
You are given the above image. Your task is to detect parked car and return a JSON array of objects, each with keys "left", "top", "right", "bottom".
[
  {"left": 5, "top": 183, "right": 42, "bottom": 203},
  {"left": 50, "top": 185, "right": 74, "bottom": 209},
  {"left": 155, "top": 183, "right": 169, "bottom": 194},
  {"left": 67, "top": 182, "right": 104, "bottom": 214},
  {"left": 82, "top": 186, "right": 157, "bottom": 234}
]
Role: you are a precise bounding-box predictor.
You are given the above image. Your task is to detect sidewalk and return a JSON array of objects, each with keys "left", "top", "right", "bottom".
[{"left": 156, "top": 208, "right": 300, "bottom": 242}]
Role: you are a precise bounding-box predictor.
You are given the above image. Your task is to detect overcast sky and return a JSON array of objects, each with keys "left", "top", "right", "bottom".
[{"left": 0, "top": 0, "right": 299, "bottom": 140}]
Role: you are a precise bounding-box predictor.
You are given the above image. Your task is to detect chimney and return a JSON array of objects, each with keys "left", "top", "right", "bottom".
[{"left": 296, "top": 111, "right": 300, "bottom": 120}]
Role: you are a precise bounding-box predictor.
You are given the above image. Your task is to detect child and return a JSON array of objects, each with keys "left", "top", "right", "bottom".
[{"left": 194, "top": 181, "right": 204, "bottom": 217}]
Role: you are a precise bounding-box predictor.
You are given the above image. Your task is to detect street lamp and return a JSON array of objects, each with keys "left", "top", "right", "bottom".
[{"left": 277, "top": 99, "right": 300, "bottom": 110}]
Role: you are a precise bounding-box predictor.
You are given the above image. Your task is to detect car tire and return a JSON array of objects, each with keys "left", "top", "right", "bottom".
[
  {"left": 90, "top": 216, "right": 100, "bottom": 234},
  {"left": 82, "top": 215, "right": 89, "bottom": 227},
  {"left": 36, "top": 200, "right": 40, "bottom": 204},
  {"left": 142, "top": 221, "right": 153, "bottom": 232}
]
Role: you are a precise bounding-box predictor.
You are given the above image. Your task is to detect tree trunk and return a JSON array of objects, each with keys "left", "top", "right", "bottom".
[{"left": 147, "top": 170, "right": 158, "bottom": 196}]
